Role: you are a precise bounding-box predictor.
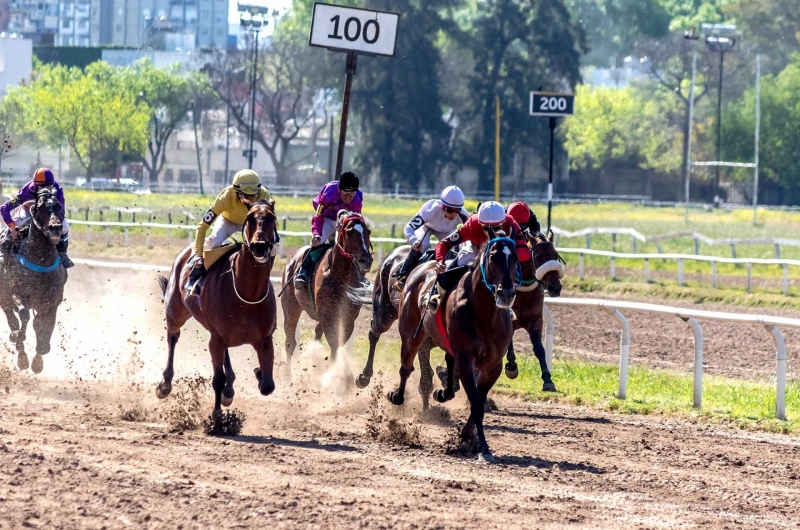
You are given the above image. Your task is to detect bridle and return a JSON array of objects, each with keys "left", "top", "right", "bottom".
[
  {"left": 518, "top": 232, "right": 565, "bottom": 292},
  {"left": 239, "top": 204, "right": 279, "bottom": 264},
  {"left": 479, "top": 237, "right": 518, "bottom": 295},
  {"left": 28, "top": 192, "right": 62, "bottom": 243},
  {"left": 335, "top": 214, "right": 373, "bottom": 262}
]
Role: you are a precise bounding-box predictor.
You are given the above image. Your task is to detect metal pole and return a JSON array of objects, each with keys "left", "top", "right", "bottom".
[
  {"left": 224, "top": 69, "right": 231, "bottom": 183},
  {"left": 547, "top": 116, "right": 556, "bottom": 231},
  {"left": 335, "top": 51, "right": 358, "bottom": 179},
  {"left": 753, "top": 54, "right": 761, "bottom": 225},
  {"left": 494, "top": 94, "right": 500, "bottom": 201},
  {"left": 327, "top": 115, "right": 335, "bottom": 180},
  {"left": 247, "top": 29, "right": 260, "bottom": 170},
  {"left": 714, "top": 51, "right": 724, "bottom": 203},
  {"left": 685, "top": 51, "right": 696, "bottom": 223}
]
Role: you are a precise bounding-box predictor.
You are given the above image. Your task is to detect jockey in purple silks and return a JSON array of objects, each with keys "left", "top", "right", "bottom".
[
  {"left": 0, "top": 167, "right": 73, "bottom": 269},
  {"left": 293, "top": 171, "right": 363, "bottom": 290}
]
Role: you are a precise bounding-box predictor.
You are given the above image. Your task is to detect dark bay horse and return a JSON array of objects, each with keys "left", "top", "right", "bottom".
[
  {"left": 156, "top": 199, "right": 279, "bottom": 418},
  {"left": 505, "top": 232, "right": 565, "bottom": 391},
  {"left": 388, "top": 235, "right": 519, "bottom": 463},
  {"left": 280, "top": 210, "right": 373, "bottom": 379},
  {"left": 0, "top": 190, "right": 67, "bottom": 373}
]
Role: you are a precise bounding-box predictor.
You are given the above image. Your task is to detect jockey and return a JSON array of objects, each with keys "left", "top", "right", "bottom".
[
  {"left": 0, "top": 167, "right": 73, "bottom": 268},
  {"left": 506, "top": 201, "right": 541, "bottom": 235},
  {"left": 427, "top": 201, "right": 530, "bottom": 310},
  {"left": 293, "top": 171, "right": 363, "bottom": 290},
  {"left": 185, "top": 169, "right": 271, "bottom": 296},
  {"left": 392, "top": 185, "right": 469, "bottom": 291}
]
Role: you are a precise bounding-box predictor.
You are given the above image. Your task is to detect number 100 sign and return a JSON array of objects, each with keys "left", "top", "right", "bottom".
[
  {"left": 529, "top": 92, "right": 575, "bottom": 117},
  {"left": 309, "top": 3, "right": 400, "bottom": 57}
]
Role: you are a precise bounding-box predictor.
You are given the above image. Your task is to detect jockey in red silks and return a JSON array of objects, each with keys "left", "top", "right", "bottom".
[
  {"left": 506, "top": 201, "right": 542, "bottom": 236},
  {"left": 0, "top": 167, "right": 73, "bottom": 269},
  {"left": 427, "top": 201, "right": 530, "bottom": 310},
  {"left": 293, "top": 171, "right": 363, "bottom": 290}
]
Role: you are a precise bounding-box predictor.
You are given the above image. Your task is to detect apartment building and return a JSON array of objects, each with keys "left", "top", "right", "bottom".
[{"left": 57, "top": 0, "right": 91, "bottom": 46}]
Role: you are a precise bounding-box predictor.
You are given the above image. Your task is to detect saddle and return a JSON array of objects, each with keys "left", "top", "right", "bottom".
[
  {"left": 302, "top": 242, "right": 333, "bottom": 311},
  {"left": 203, "top": 242, "right": 239, "bottom": 271}
]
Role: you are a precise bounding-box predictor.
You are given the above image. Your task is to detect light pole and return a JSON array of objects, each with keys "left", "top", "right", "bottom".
[
  {"left": 702, "top": 23, "right": 738, "bottom": 205},
  {"left": 240, "top": 11, "right": 266, "bottom": 170}
]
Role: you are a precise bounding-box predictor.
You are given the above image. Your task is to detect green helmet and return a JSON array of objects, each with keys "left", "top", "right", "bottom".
[{"left": 232, "top": 169, "right": 262, "bottom": 196}]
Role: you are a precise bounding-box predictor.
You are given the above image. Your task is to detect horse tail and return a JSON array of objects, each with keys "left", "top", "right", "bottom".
[
  {"left": 157, "top": 275, "right": 169, "bottom": 299},
  {"left": 346, "top": 276, "right": 374, "bottom": 306}
]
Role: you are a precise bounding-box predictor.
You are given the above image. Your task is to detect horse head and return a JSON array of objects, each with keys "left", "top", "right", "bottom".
[
  {"left": 335, "top": 210, "right": 373, "bottom": 274},
  {"left": 529, "top": 231, "right": 565, "bottom": 297},
  {"left": 479, "top": 229, "right": 518, "bottom": 309},
  {"left": 242, "top": 198, "right": 278, "bottom": 265},
  {"left": 31, "top": 189, "right": 63, "bottom": 245}
]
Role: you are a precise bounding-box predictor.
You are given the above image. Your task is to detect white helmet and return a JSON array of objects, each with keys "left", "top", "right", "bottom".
[
  {"left": 440, "top": 185, "right": 465, "bottom": 208},
  {"left": 477, "top": 201, "right": 506, "bottom": 226}
]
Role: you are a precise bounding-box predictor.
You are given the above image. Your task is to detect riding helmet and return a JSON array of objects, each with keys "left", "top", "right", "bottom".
[
  {"left": 338, "top": 171, "right": 359, "bottom": 191},
  {"left": 232, "top": 169, "right": 262, "bottom": 196},
  {"left": 440, "top": 185, "right": 465, "bottom": 208},
  {"left": 477, "top": 201, "right": 506, "bottom": 226},
  {"left": 507, "top": 202, "right": 531, "bottom": 226},
  {"left": 33, "top": 167, "right": 55, "bottom": 187}
]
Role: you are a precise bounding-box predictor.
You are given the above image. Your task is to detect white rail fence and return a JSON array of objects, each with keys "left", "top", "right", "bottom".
[
  {"left": 540, "top": 298, "right": 795, "bottom": 420},
  {"left": 71, "top": 257, "right": 793, "bottom": 421}
]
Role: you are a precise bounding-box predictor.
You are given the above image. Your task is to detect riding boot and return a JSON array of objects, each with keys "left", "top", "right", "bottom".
[
  {"left": 293, "top": 249, "right": 315, "bottom": 291},
  {"left": 427, "top": 261, "right": 467, "bottom": 311},
  {"left": 56, "top": 236, "right": 74, "bottom": 269},
  {"left": 393, "top": 248, "right": 422, "bottom": 292},
  {"left": 186, "top": 258, "right": 207, "bottom": 297}
]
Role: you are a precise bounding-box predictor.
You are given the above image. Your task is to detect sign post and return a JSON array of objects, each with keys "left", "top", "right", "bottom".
[
  {"left": 530, "top": 91, "right": 575, "bottom": 231},
  {"left": 309, "top": 3, "right": 400, "bottom": 179}
]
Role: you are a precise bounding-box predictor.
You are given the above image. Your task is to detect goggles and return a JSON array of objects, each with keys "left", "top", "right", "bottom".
[{"left": 442, "top": 205, "right": 460, "bottom": 214}]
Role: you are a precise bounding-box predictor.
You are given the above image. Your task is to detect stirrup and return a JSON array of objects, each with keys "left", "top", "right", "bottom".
[
  {"left": 393, "top": 277, "right": 406, "bottom": 292},
  {"left": 186, "top": 275, "right": 203, "bottom": 297},
  {"left": 427, "top": 293, "right": 440, "bottom": 311}
]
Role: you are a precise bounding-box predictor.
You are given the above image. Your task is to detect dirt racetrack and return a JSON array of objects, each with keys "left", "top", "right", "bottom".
[{"left": 2, "top": 264, "right": 800, "bottom": 529}]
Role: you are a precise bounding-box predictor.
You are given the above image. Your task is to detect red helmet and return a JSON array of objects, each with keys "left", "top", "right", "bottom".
[
  {"left": 507, "top": 202, "right": 531, "bottom": 226},
  {"left": 33, "top": 167, "right": 55, "bottom": 187}
]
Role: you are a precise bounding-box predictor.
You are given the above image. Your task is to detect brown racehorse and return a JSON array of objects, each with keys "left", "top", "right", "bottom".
[
  {"left": 280, "top": 210, "right": 373, "bottom": 379},
  {"left": 388, "top": 233, "right": 519, "bottom": 463},
  {"left": 155, "top": 199, "right": 279, "bottom": 418},
  {"left": 504, "top": 232, "right": 565, "bottom": 391}
]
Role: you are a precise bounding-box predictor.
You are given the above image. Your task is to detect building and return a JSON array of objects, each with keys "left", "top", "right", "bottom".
[
  {"left": 0, "top": 32, "right": 32, "bottom": 94},
  {"left": 7, "top": 0, "right": 59, "bottom": 44},
  {"left": 57, "top": 0, "right": 91, "bottom": 46}
]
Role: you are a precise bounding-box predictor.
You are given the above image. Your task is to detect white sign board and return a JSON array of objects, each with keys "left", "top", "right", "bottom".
[{"left": 309, "top": 3, "right": 400, "bottom": 57}]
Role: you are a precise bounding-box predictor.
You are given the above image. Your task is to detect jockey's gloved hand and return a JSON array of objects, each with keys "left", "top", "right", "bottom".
[
  {"left": 311, "top": 235, "right": 322, "bottom": 248},
  {"left": 412, "top": 242, "right": 422, "bottom": 252},
  {"left": 9, "top": 227, "right": 19, "bottom": 240},
  {"left": 194, "top": 256, "right": 205, "bottom": 269},
  {"left": 435, "top": 261, "right": 446, "bottom": 274}
]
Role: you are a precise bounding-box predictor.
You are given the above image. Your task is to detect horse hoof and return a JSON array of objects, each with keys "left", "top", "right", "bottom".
[
  {"left": 355, "top": 374, "right": 370, "bottom": 389},
  {"left": 542, "top": 381, "right": 557, "bottom": 392},
  {"left": 155, "top": 382, "right": 172, "bottom": 400},
  {"left": 259, "top": 378, "right": 275, "bottom": 396},
  {"left": 221, "top": 393, "right": 235, "bottom": 408},
  {"left": 17, "top": 353, "right": 29, "bottom": 371},
  {"left": 254, "top": 367, "right": 263, "bottom": 381},
  {"left": 504, "top": 362, "right": 518, "bottom": 379},
  {"left": 386, "top": 390, "right": 404, "bottom": 406},
  {"left": 31, "top": 355, "right": 43, "bottom": 374},
  {"left": 433, "top": 389, "right": 453, "bottom": 404},
  {"left": 478, "top": 452, "right": 496, "bottom": 464}
]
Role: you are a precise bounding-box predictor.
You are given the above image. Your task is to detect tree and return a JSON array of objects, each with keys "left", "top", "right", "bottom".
[
  {"left": 24, "top": 62, "right": 149, "bottom": 179},
  {"left": 124, "top": 60, "right": 212, "bottom": 184},
  {"left": 726, "top": 0, "right": 800, "bottom": 74},
  {"left": 0, "top": 93, "right": 32, "bottom": 173}
]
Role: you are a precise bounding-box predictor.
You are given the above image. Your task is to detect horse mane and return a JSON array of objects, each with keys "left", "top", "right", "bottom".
[{"left": 469, "top": 229, "right": 508, "bottom": 271}]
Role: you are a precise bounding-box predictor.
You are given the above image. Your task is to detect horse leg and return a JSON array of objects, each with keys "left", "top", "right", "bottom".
[
  {"left": 221, "top": 349, "right": 236, "bottom": 407},
  {"left": 459, "top": 356, "right": 494, "bottom": 463},
  {"left": 417, "top": 338, "right": 435, "bottom": 410},
  {"left": 433, "top": 353, "right": 456, "bottom": 403},
  {"left": 475, "top": 362, "right": 503, "bottom": 463},
  {"left": 505, "top": 340, "right": 519, "bottom": 379},
  {"left": 157, "top": 278, "right": 191, "bottom": 399},
  {"left": 386, "top": 333, "right": 424, "bottom": 406},
  {"left": 530, "top": 328, "right": 556, "bottom": 392},
  {"left": 208, "top": 334, "right": 226, "bottom": 418},
  {"left": 156, "top": 328, "right": 181, "bottom": 399},
  {"left": 0, "top": 298, "right": 22, "bottom": 361},
  {"left": 314, "top": 323, "right": 324, "bottom": 342},
  {"left": 31, "top": 306, "right": 57, "bottom": 374},
  {"left": 14, "top": 305, "right": 30, "bottom": 370},
  {"left": 280, "top": 292, "right": 302, "bottom": 382},
  {"left": 436, "top": 357, "right": 460, "bottom": 394},
  {"left": 253, "top": 335, "right": 276, "bottom": 396},
  {"left": 356, "top": 302, "right": 395, "bottom": 389}
]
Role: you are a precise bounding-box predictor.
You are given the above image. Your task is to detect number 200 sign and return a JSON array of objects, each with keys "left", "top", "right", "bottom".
[
  {"left": 309, "top": 3, "right": 400, "bottom": 57},
  {"left": 529, "top": 91, "right": 575, "bottom": 117}
]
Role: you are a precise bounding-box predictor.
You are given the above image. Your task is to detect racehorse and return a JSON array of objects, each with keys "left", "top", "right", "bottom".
[
  {"left": 387, "top": 233, "right": 519, "bottom": 463},
  {"left": 0, "top": 190, "right": 67, "bottom": 373},
  {"left": 155, "top": 199, "right": 279, "bottom": 418},
  {"left": 280, "top": 210, "right": 373, "bottom": 379},
  {"left": 504, "top": 232, "right": 565, "bottom": 391}
]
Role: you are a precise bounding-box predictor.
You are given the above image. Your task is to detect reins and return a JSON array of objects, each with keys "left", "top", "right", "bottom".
[
  {"left": 335, "top": 215, "right": 373, "bottom": 262},
  {"left": 479, "top": 237, "right": 517, "bottom": 294}
]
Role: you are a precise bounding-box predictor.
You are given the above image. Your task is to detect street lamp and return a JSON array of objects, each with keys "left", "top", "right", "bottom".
[
  {"left": 239, "top": 11, "right": 267, "bottom": 170},
  {"left": 701, "top": 23, "right": 739, "bottom": 204}
]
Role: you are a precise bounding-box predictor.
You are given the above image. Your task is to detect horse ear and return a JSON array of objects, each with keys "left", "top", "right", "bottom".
[
  {"left": 487, "top": 226, "right": 496, "bottom": 240},
  {"left": 548, "top": 229, "right": 555, "bottom": 243}
]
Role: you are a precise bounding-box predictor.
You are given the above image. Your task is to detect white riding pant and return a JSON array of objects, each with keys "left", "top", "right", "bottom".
[
  {"left": 408, "top": 228, "right": 449, "bottom": 252},
  {"left": 11, "top": 205, "right": 70, "bottom": 236},
  {"left": 319, "top": 218, "right": 336, "bottom": 244},
  {"left": 203, "top": 216, "right": 241, "bottom": 251},
  {"left": 455, "top": 242, "right": 477, "bottom": 267}
]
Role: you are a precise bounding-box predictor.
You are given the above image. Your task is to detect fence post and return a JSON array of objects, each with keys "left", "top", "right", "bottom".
[
  {"left": 730, "top": 243, "right": 737, "bottom": 258},
  {"left": 678, "top": 258, "right": 684, "bottom": 286},
  {"left": 579, "top": 253, "right": 585, "bottom": 281},
  {"left": 99, "top": 210, "right": 104, "bottom": 222},
  {"left": 612, "top": 233, "right": 617, "bottom": 249},
  {"left": 117, "top": 211, "right": 122, "bottom": 223},
  {"left": 124, "top": 227, "right": 129, "bottom": 247},
  {"left": 746, "top": 262, "right": 753, "bottom": 294},
  {"left": 605, "top": 308, "right": 630, "bottom": 400},
  {"left": 694, "top": 238, "right": 699, "bottom": 255},
  {"left": 684, "top": 318, "right": 704, "bottom": 409},
  {"left": 585, "top": 234, "right": 591, "bottom": 249},
  {"left": 765, "top": 325, "right": 787, "bottom": 421},
  {"left": 542, "top": 306, "right": 554, "bottom": 372},
  {"left": 167, "top": 228, "right": 171, "bottom": 248},
  {"left": 644, "top": 258, "right": 650, "bottom": 283},
  {"left": 632, "top": 236, "right": 637, "bottom": 253},
  {"left": 610, "top": 257, "right": 616, "bottom": 281},
  {"left": 282, "top": 217, "right": 287, "bottom": 231},
  {"left": 390, "top": 224, "right": 396, "bottom": 239},
  {"left": 783, "top": 264, "right": 789, "bottom": 296},
  {"left": 774, "top": 243, "right": 781, "bottom": 259},
  {"left": 84, "top": 207, "right": 89, "bottom": 221},
  {"left": 712, "top": 261, "right": 717, "bottom": 289},
  {"left": 132, "top": 212, "right": 136, "bottom": 223},
  {"left": 656, "top": 243, "right": 663, "bottom": 254}
]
